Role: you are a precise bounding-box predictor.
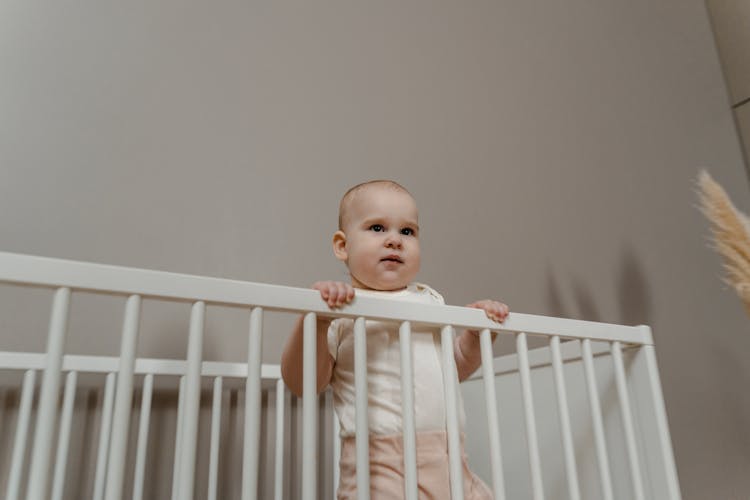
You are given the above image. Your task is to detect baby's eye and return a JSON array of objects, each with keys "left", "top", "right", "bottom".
[
  {"left": 400, "top": 228, "right": 415, "bottom": 236},
  {"left": 369, "top": 224, "right": 384, "bottom": 232}
]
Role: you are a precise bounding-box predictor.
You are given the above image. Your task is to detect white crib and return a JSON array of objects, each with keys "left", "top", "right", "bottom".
[{"left": 0, "top": 252, "right": 681, "bottom": 500}]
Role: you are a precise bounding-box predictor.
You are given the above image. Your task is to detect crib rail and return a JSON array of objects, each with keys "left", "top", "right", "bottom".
[
  {"left": 0, "top": 251, "right": 650, "bottom": 344},
  {"left": 0, "top": 251, "right": 680, "bottom": 500}
]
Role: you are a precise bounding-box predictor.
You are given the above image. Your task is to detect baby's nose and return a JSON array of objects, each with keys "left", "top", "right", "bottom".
[{"left": 385, "top": 233, "right": 403, "bottom": 248}]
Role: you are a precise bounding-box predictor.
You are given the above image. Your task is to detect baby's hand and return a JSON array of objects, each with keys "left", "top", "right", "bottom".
[
  {"left": 466, "top": 299, "right": 509, "bottom": 323},
  {"left": 312, "top": 281, "right": 355, "bottom": 308}
]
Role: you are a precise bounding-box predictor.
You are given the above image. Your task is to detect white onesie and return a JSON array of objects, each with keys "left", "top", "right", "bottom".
[{"left": 327, "top": 283, "right": 466, "bottom": 437}]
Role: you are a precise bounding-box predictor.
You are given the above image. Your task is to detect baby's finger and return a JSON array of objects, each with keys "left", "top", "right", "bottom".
[
  {"left": 489, "top": 303, "right": 506, "bottom": 322},
  {"left": 494, "top": 303, "right": 509, "bottom": 321},
  {"left": 327, "top": 284, "right": 343, "bottom": 307},
  {"left": 320, "top": 282, "right": 336, "bottom": 307},
  {"left": 500, "top": 303, "right": 509, "bottom": 317},
  {"left": 334, "top": 283, "right": 349, "bottom": 306},
  {"left": 341, "top": 284, "right": 355, "bottom": 305},
  {"left": 312, "top": 281, "right": 330, "bottom": 300}
]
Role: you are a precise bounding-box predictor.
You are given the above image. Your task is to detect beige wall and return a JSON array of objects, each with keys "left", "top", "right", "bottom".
[
  {"left": 707, "top": 0, "right": 750, "bottom": 105},
  {"left": 706, "top": 0, "right": 750, "bottom": 184},
  {"left": 1, "top": 1, "right": 749, "bottom": 498}
]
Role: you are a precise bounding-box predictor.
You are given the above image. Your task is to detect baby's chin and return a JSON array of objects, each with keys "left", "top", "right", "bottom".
[{"left": 353, "top": 274, "right": 412, "bottom": 292}]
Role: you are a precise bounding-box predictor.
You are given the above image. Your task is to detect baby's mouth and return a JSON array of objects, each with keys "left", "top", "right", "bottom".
[{"left": 380, "top": 255, "right": 403, "bottom": 264}]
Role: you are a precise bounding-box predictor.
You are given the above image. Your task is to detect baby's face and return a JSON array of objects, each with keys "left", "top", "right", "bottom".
[{"left": 336, "top": 186, "right": 420, "bottom": 291}]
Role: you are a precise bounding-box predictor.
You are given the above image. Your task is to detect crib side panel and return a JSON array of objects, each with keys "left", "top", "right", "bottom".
[
  {"left": 462, "top": 342, "right": 670, "bottom": 500},
  {"left": 0, "top": 374, "right": 339, "bottom": 500}
]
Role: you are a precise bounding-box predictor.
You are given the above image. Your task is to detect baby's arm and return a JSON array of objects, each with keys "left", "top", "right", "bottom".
[
  {"left": 280, "top": 281, "right": 355, "bottom": 397},
  {"left": 454, "top": 300, "right": 509, "bottom": 381}
]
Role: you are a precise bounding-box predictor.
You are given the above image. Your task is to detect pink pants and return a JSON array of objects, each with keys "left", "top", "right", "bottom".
[{"left": 337, "top": 431, "right": 493, "bottom": 499}]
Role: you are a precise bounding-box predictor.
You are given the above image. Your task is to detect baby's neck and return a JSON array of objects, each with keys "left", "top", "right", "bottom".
[{"left": 352, "top": 283, "right": 409, "bottom": 292}]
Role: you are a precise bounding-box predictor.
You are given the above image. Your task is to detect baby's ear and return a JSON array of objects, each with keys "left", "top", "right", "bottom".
[{"left": 332, "top": 231, "right": 348, "bottom": 262}]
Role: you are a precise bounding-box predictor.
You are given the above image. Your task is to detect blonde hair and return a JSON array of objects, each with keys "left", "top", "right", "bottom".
[{"left": 338, "top": 180, "right": 413, "bottom": 230}]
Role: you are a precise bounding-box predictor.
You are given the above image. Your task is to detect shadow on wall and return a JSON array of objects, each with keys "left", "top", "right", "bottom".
[
  {"left": 616, "top": 245, "right": 652, "bottom": 328},
  {"left": 545, "top": 244, "right": 653, "bottom": 330}
]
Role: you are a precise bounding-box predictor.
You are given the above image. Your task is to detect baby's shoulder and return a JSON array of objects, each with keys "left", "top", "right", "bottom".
[{"left": 410, "top": 282, "right": 445, "bottom": 305}]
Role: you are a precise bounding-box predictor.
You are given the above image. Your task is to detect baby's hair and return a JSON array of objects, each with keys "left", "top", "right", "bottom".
[{"left": 338, "top": 180, "right": 413, "bottom": 230}]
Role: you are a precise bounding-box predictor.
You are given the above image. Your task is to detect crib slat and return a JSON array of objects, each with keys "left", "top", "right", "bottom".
[
  {"left": 208, "top": 376, "right": 223, "bottom": 500},
  {"left": 93, "top": 372, "right": 117, "bottom": 500},
  {"left": 178, "top": 301, "right": 205, "bottom": 499},
  {"left": 332, "top": 404, "right": 341, "bottom": 500},
  {"left": 640, "top": 341, "right": 682, "bottom": 499},
  {"left": 480, "top": 329, "right": 506, "bottom": 500},
  {"left": 322, "top": 389, "right": 333, "bottom": 500},
  {"left": 275, "top": 379, "right": 286, "bottom": 500},
  {"left": 171, "top": 376, "right": 186, "bottom": 500},
  {"left": 611, "top": 341, "right": 645, "bottom": 500},
  {"left": 550, "top": 336, "right": 581, "bottom": 500},
  {"left": 517, "top": 332, "right": 544, "bottom": 500},
  {"left": 441, "top": 325, "right": 464, "bottom": 500},
  {"left": 51, "top": 371, "right": 78, "bottom": 500},
  {"left": 353, "top": 317, "right": 371, "bottom": 500},
  {"left": 302, "top": 312, "right": 318, "bottom": 500},
  {"left": 399, "top": 321, "right": 418, "bottom": 500},
  {"left": 132, "top": 373, "right": 153, "bottom": 500},
  {"left": 242, "top": 307, "right": 264, "bottom": 500},
  {"left": 581, "top": 339, "right": 614, "bottom": 500},
  {"left": 6, "top": 369, "right": 36, "bottom": 500},
  {"left": 106, "top": 294, "right": 142, "bottom": 500},
  {"left": 27, "top": 287, "right": 71, "bottom": 500}
]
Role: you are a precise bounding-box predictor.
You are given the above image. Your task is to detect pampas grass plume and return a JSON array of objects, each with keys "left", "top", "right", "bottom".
[{"left": 697, "top": 169, "right": 750, "bottom": 318}]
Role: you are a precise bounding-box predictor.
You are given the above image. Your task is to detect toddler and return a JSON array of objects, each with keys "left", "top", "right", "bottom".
[{"left": 281, "top": 180, "right": 509, "bottom": 499}]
